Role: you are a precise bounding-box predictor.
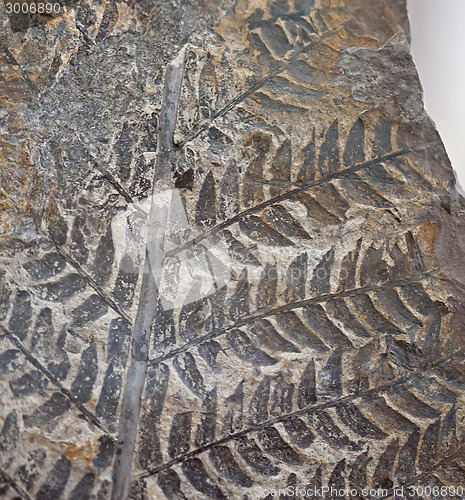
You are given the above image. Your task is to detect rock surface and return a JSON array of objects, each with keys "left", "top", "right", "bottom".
[{"left": 1, "top": 0, "right": 465, "bottom": 499}]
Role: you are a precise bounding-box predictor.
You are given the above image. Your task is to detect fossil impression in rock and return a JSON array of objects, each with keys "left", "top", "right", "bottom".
[{"left": 1, "top": 0, "right": 465, "bottom": 499}]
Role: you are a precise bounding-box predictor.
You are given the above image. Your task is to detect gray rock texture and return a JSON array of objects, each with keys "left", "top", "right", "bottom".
[{"left": 1, "top": 0, "right": 465, "bottom": 499}]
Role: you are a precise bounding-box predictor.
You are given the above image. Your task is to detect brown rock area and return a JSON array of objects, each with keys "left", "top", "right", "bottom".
[{"left": 1, "top": 0, "right": 465, "bottom": 499}]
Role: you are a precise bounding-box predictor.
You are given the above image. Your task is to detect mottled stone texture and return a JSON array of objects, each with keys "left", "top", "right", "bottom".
[{"left": 1, "top": 0, "right": 465, "bottom": 499}]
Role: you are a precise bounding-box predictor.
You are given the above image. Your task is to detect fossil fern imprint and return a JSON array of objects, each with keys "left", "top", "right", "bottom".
[{"left": 1, "top": 0, "right": 465, "bottom": 499}]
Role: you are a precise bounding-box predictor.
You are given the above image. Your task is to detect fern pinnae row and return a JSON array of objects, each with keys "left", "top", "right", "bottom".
[
  {"left": 52, "top": 241, "right": 133, "bottom": 325},
  {"left": 238, "top": 271, "right": 436, "bottom": 321},
  {"left": 149, "top": 271, "right": 434, "bottom": 367},
  {"left": 139, "top": 349, "right": 462, "bottom": 480},
  {"left": 164, "top": 147, "right": 412, "bottom": 260},
  {"left": 247, "top": 6, "right": 344, "bottom": 30},
  {"left": 0, "top": 324, "right": 110, "bottom": 435},
  {"left": 176, "top": 19, "right": 350, "bottom": 148}
]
